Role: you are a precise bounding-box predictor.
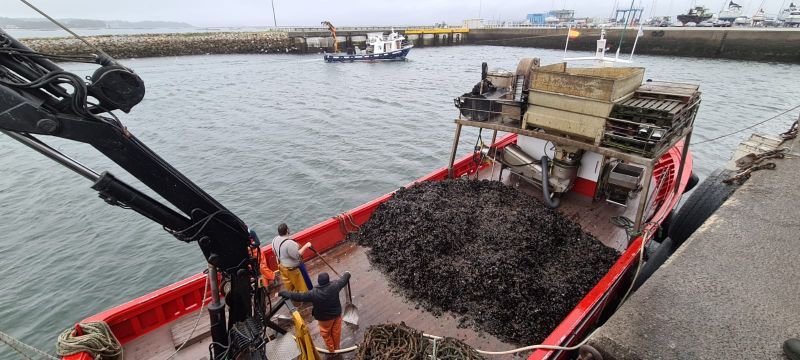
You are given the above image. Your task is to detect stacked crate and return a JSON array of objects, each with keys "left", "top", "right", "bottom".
[
  {"left": 603, "top": 81, "right": 701, "bottom": 157},
  {"left": 523, "top": 65, "right": 645, "bottom": 145}
]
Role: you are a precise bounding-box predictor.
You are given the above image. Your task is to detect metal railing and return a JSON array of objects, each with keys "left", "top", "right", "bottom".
[
  {"left": 273, "top": 26, "right": 418, "bottom": 33},
  {"left": 454, "top": 95, "right": 524, "bottom": 123}
]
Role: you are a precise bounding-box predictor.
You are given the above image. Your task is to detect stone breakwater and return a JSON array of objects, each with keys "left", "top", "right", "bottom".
[{"left": 22, "top": 31, "right": 293, "bottom": 59}]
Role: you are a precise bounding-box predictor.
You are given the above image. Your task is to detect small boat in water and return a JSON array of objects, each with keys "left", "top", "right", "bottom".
[
  {"left": 321, "top": 21, "right": 412, "bottom": 63},
  {"left": 325, "top": 31, "right": 413, "bottom": 63}
]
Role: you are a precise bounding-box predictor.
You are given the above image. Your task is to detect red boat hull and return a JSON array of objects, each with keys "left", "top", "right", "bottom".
[{"left": 63, "top": 133, "right": 692, "bottom": 360}]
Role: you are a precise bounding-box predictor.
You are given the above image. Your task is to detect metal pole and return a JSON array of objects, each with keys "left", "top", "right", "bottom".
[
  {"left": 447, "top": 124, "right": 463, "bottom": 178},
  {"left": 207, "top": 264, "right": 228, "bottom": 357},
  {"left": 633, "top": 160, "right": 655, "bottom": 237},
  {"left": 271, "top": 0, "right": 277, "bottom": 27},
  {"left": 488, "top": 130, "right": 499, "bottom": 180},
  {"left": 673, "top": 129, "right": 693, "bottom": 194},
  {"left": 1, "top": 130, "right": 100, "bottom": 181}
]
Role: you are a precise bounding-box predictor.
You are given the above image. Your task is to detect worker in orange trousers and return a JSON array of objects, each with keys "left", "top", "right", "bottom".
[{"left": 280, "top": 271, "right": 351, "bottom": 352}]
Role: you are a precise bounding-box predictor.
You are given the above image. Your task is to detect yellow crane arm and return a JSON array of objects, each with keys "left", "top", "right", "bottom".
[{"left": 320, "top": 20, "right": 338, "bottom": 53}]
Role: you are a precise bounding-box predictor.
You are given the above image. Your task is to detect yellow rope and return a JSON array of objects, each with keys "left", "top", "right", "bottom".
[{"left": 56, "top": 321, "right": 122, "bottom": 360}]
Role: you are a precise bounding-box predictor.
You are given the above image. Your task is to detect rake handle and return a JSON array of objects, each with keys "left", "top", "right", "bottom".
[{"left": 309, "top": 247, "right": 354, "bottom": 303}]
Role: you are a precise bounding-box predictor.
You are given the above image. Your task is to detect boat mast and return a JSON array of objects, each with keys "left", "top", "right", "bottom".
[{"left": 271, "top": 0, "right": 277, "bottom": 27}]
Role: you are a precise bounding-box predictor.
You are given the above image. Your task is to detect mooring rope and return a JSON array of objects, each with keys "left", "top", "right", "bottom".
[
  {"left": 56, "top": 322, "right": 122, "bottom": 360},
  {"left": 694, "top": 103, "right": 800, "bottom": 145},
  {"left": 0, "top": 329, "right": 59, "bottom": 360}
]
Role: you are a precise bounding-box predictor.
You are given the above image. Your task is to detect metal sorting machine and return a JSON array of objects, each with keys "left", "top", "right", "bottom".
[{"left": 451, "top": 58, "right": 700, "bottom": 233}]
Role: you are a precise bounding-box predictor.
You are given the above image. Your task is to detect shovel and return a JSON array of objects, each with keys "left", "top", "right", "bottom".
[{"left": 309, "top": 247, "right": 359, "bottom": 326}]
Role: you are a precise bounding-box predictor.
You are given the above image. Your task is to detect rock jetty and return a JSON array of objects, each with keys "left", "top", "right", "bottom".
[{"left": 21, "top": 31, "right": 293, "bottom": 59}]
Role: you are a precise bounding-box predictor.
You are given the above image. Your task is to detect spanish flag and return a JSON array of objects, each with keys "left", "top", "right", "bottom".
[{"left": 568, "top": 29, "right": 580, "bottom": 39}]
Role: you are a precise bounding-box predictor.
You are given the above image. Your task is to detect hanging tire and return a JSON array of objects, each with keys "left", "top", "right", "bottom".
[
  {"left": 684, "top": 171, "right": 700, "bottom": 193},
  {"left": 632, "top": 237, "right": 674, "bottom": 291},
  {"left": 668, "top": 169, "right": 739, "bottom": 246}
]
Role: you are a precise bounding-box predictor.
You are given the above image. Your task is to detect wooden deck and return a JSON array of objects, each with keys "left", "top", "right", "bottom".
[
  {"left": 476, "top": 161, "right": 641, "bottom": 252},
  {"left": 123, "top": 242, "right": 522, "bottom": 360},
  {"left": 281, "top": 242, "right": 521, "bottom": 358}
]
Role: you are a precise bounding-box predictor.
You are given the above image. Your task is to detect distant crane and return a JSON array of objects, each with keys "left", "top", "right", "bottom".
[{"left": 321, "top": 20, "right": 338, "bottom": 53}]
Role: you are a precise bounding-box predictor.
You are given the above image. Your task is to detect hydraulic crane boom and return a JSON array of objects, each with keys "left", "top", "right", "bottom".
[
  {"left": 321, "top": 20, "right": 339, "bottom": 53},
  {"left": 0, "top": 29, "right": 267, "bottom": 358}
]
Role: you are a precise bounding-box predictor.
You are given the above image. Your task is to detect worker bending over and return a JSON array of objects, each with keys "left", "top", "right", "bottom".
[
  {"left": 280, "top": 271, "right": 351, "bottom": 353},
  {"left": 271, "top": 223, "right": 311, "bottom": 292}
]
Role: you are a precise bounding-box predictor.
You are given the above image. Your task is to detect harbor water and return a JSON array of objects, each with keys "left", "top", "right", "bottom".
[{"left": 1, "top": 45, "right": 799, "bottom": 356}]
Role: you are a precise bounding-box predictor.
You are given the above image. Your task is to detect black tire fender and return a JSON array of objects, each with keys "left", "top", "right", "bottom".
[
  {"left": 632, "top": 237, "right": 675, "bottom": 291},
  {"left": 668, "top": 169, "right": 739, "bottom": 246},
  {"left": 684, "top": 171, "right": 700, "bottom": 193}
]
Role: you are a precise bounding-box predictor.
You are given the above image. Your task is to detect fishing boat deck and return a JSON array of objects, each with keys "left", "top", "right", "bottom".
[
  {"left": 122, "top": 241, "right": 520, "bottom": 360},
  {"left": 121, "top": 151, "right": 650, "bottom": 360},
  {"left": 291, "top": 242, "right": 521, "bottom": 357}
]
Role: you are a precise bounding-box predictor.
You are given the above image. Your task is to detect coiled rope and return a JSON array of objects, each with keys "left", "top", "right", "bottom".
[
  {"left": 56, "top": 321, "right": 122, "bottom": 359},
  {"left": 355, "top": 323, "right": 424, "bottom": 360}
]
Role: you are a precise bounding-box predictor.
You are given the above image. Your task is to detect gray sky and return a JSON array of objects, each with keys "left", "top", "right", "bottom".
[{"left": 4, "top": 0, "right": 790, "bottom": 27}]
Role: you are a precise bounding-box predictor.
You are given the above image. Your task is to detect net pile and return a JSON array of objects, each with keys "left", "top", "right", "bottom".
[{"left": 355, "top": 323, "right": 484, "bottom": 360}]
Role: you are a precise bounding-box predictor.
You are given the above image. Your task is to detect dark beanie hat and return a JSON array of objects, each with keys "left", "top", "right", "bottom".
[{"left": 318, "top": 272, "right": 330, "bottom": 286}]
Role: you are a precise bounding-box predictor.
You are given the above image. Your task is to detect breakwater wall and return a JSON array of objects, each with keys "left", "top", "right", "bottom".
[
  {"left": 465, "top": 28, "right": 800, "bottom": 63},
  {"left": 22, "top": 31, "right": 292, "bottom": 59},
  {"left": 18, "top": 28, "right": 800, "bottom": 63}
]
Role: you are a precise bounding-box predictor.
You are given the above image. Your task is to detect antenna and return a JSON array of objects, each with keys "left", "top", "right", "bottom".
[
  {"left": 271, "top": 0, "right": 278, "bottom": 27},
  {"left": 18, "top": 0, "right": 111, "bottom": 62}
]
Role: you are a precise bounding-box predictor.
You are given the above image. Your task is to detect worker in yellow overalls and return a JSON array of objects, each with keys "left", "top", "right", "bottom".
[{"left": 271, "top": 223, "right": 311, "bottom": 292}]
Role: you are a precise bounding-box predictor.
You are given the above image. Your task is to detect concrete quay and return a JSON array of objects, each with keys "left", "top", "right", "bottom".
[
  {"left": 586, "top": 126, "right": 800, "bottom": 359},
  {"left": 465, "top": 27, "right": 800, "bottom": 63}
]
